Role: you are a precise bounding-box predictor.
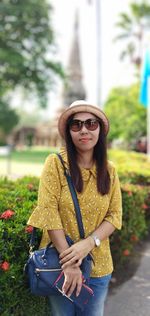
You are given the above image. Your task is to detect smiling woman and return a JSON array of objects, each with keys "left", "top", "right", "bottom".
[{"left": 27, "top": 100, "right": 122, "bottom": 316}]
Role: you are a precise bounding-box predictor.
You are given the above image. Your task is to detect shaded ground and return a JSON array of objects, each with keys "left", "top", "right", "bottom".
[{"left": 104, "top": 233, "right": 150, "bottom": 316}]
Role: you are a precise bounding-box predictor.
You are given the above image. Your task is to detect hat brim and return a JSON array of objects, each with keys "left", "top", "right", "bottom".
[{"left": 58, "top": 103, "right": 109, "bottom": 139}]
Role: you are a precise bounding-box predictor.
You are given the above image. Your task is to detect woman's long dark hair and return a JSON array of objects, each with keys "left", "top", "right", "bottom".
[{"left": 65, "top": 115, "right": 110, "bottom": 195}]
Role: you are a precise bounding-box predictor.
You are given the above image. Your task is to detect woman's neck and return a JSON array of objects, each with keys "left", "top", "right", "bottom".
[{"left": 77, "top": 150, "right": 94, "bottom": 169}]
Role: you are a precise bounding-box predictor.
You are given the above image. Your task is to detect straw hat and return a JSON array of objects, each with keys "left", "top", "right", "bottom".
[{"left": 58, "top": 100, "right": 109, "bottom": 138}]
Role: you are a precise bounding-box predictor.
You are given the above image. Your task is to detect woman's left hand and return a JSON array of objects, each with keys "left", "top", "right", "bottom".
[{"left": 59, "top": 237, "right": 94, "bottom": 269}]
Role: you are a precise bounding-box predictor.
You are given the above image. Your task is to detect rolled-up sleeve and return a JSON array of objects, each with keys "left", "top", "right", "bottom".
[
  {"left": 27, "top": 154, "right": 63, "bottom": 230},
  {"left": 104, "top": 166, "right": 122, "bottom": 230}
]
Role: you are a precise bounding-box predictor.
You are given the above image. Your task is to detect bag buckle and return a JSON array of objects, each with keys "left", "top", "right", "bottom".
[{"left": 29, "top": 246, "right": 34, "bottom": 254}]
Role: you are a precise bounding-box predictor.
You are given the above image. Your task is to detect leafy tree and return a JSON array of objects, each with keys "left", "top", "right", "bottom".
[
  {"left": 0, "top": 100, "right": 19, "bottom": 144},
  {"left": 0, "top": 0, "right": 64, "bottom": 107},
  {"left": 104, "top": 83, "right": 146, "bottom": 146},
  {"left": 114, "top": 1, "right": 150, "bottom": 74},
  {"left": 15, "top": 108, "right": 43, "bottom": 127}
]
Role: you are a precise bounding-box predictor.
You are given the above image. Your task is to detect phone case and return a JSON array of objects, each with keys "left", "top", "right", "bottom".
[{"left": 53, "top": 271, "right": 94, "bottom": 311}]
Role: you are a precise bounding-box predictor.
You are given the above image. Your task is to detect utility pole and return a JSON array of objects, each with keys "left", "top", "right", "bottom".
[
  {"left": 87, "top": 0, "right": 102, "bottom": 108},
  {"left": 95, "top": 0, "right": 102, "bottom": 108}
]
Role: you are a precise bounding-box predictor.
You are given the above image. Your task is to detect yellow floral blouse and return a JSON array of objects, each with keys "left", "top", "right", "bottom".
[{"left": 27, "top": 148, "right": 122, "bottom": 277}]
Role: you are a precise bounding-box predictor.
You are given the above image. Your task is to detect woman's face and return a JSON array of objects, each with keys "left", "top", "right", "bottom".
[{"left": 69, "top": 112, "right": 100, "bottom": 153}]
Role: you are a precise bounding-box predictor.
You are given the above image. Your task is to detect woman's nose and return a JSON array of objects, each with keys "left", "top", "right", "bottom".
[{"left": 80, "top": 124, "right": 88, "bottom": 133}]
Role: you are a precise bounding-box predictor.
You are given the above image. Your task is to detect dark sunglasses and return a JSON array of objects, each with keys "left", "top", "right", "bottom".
[{"left": 69, "top": 118, "right": 100, "bottom": 132}]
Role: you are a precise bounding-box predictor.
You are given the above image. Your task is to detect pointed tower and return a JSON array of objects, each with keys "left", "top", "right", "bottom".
[{"left": 63, "top": 10, "right": 86, "bottom": 106}]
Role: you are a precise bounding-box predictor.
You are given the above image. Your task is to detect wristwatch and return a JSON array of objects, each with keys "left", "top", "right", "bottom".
[{"left": 90, "top": 234, "right": 101, "bottom": 247}]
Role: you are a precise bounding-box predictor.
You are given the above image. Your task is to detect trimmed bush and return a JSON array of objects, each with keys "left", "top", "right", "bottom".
[
  {"left": 111, "top": 183, "right": 149, "bottom": 267},
  {"left": 109, "top": 149, "right": 150, "bottom": 185},
  {"left": 0, "top": 174, "right": 149, "bottom": 315},
  {"left": 0, "top": 177, "right": 50, "bottom": 316}
]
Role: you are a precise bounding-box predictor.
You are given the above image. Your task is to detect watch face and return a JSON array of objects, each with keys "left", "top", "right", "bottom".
[{"left": 95, "top": 237, "right": 100, "bottom": 246}]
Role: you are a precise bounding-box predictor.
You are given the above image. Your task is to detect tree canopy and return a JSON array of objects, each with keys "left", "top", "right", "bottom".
[
  {"left": 0, "top": 0, "right": 64, "bottom": 107},
  {"left": 115, "top": 0, "right": 150, "bottom": 74},
  {"left": 104, "top": 84, "right": 146, "bottom": 146},
  {"left": 0, "top": 100, "right": 19, "bottom": 144}
]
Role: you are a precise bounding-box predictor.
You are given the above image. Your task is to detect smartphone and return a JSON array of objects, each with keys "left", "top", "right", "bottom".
[{"left": 53, "top": 271, "right": 94, "bottom": 310}]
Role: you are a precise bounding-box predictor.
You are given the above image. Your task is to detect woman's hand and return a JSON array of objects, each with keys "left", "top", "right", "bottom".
[
  {"left": 59, "top": 237, "right": 94, "bottom": 269},
  {"left": 62, "top": 265, "right": 82, "bottom": 297}
]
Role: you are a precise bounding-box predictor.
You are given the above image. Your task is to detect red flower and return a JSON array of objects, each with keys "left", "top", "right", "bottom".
[
  {"left": 27, "top": 183, "right": 34, "bottom": 190},
  {"left": 25, "top": 225, "right": 33, "bottom": 233},
  {"left": 0, "top": 210, "right": 15, "bottom": 219},
  {"left": 130, "top": 234, "right": 138, "bottom": 242},
  {"left": 128, "top": 191, "right": 132, "bottom": 196},
  {"left": 123, "top": 249, "right": 130, "bottom": 256},
  {"left": 0, "top": 261, "right": 10, "bottom": 271},
  {"left": 142, "top": 204, "right": 148, "bottom": 210}
]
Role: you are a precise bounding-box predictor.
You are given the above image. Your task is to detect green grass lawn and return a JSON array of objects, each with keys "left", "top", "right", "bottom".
[{"left": 0, "top": 146, "right": 58, "bottom": 164}]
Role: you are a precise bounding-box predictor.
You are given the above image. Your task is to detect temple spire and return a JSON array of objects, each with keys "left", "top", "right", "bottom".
[{"left": 63, "top": 9, "right": 86, "bottom": 106}]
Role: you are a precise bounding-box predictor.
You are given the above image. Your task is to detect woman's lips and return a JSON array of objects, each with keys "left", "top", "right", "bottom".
[{"left": 80, "top": 138, "right": 90, "bottom": 143}]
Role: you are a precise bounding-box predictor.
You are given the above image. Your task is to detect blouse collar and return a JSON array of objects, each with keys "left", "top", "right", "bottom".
[{"left": 59, "top": 147, "right": 96, "bottom": 180}]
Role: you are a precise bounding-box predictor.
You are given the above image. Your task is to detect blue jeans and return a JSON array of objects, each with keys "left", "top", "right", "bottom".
[{"left": 48, "top": 274, "right": 111, "bottom": 316}]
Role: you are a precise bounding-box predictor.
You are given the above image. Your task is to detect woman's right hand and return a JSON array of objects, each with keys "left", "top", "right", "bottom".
[{"left": 62, "top": 265, "right": 82, "bottom": 298}]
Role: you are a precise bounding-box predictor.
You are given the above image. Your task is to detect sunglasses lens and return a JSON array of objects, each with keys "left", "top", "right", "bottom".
[
  {"left": 70, "top": 120, "right": 81, "bottom": 132},
  {"left": 85, "top": 119, "right": 99, "bottom": 131}
]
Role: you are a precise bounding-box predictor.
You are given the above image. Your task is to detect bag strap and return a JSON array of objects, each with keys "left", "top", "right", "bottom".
[
  {"left": 57, "top": 153, "right": 85, "bottom": 239},
  {"left": 29, "top": 227, "right": 36, "bottom": 252}
]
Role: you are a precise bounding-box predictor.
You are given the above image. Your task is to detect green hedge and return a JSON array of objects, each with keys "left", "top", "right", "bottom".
[
  {"left": 111, "top": 183, "right": 149, "bottom": 265},
  {"left": 0, "top": 175, "right": 149, "bottom": 315},
  {"left": 0, "top": 177, "right": 50, "bottom": 316},
  {"left": 109, "top": 149, "right": 150, "bottom": 186}
]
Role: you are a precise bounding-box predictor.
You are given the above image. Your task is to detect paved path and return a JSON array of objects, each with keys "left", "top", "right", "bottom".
[
  {"left": 104, "top": 236, "right": 150, "bottom": 316},
  {"left": 0, "top": 159, "right": 42, "bottom": 178}
]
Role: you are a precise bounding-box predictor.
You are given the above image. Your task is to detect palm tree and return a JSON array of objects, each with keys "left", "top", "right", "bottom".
[{"left": 114, "top": 1, "right": 150, "bottom": 74}]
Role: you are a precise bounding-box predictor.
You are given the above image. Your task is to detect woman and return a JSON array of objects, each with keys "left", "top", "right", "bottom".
[{"left": 27, "top": 100, "right": 122, "bottom": 316}]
